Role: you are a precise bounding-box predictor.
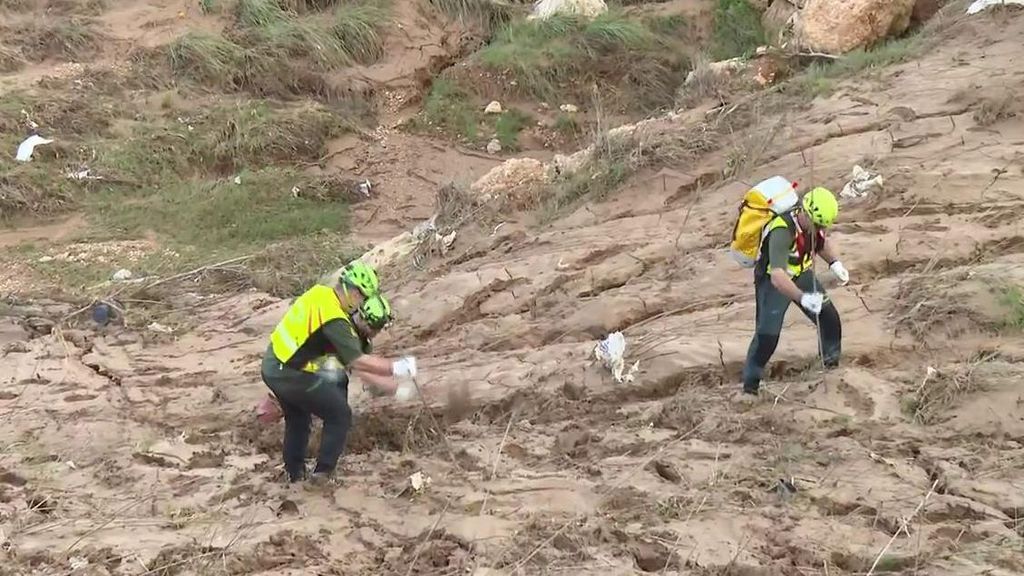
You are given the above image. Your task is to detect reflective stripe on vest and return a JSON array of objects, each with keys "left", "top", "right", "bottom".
[
  {"left": 270, "top": 285, "right": 355, "bottom": 373},
  {"left": 763, "top": 213, "right": 814, "bottom": 277}
]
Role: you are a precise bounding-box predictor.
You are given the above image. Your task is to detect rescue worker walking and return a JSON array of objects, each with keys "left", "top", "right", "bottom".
[
  {"left": 260, "top": 261, "right": 418, "bottom": 483},
  {"left": 741, "top": 187, "right": 850, "bottom": 396}
]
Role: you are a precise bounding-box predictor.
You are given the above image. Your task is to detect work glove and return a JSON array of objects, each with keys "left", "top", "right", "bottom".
[
  {"left": 395, "top": 380, "right": 418, "bottom": 402},
  {"left": 829, "top": 261, "right": 850, "bottom": 286},
  {"left": 391, "top": 356, "right": 417, "bottom": 379},
  {"left": 800, "top": 292, "right": 824, "bottom": 315}
]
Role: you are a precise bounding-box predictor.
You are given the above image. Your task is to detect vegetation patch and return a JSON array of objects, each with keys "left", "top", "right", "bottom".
[
  {"left": 426, "top": 0, "right": 518, "bottom": 32},
  {"left": 472, "top": 11, "right": 690, "bottom": 113},
  {"left": 997, "top": 285, "right": 1024, "bottom": 330},
  {"left": 87, "top": 168, "right": 350, "bottom": 251},
  {"left": 9, "top": 18, "right": 102, "bottom": 62},
  {"left": 788, "top": 35, "right": 927, "bottom": 98},
  {"left": 710, "top": 0, "right": 765, "bottom": 61}
]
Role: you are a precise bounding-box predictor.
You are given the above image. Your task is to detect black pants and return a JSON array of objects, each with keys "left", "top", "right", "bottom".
[
  {"left": 260, "top": 350, "right": 352, "bottom": 481},
  {"left": 742, "top": 271, "right": 842, "bottom": 393}
]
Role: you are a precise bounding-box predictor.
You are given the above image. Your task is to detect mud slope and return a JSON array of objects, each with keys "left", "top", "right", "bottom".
[{"left": 3, "top": 11, "right": 1024, "bottom": 576}]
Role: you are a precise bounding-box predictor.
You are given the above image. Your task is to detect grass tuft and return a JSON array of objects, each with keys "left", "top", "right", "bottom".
[
  {"left": 789, "top": 35, "right": 927, "bottom": 98},
  {"left": 495, "top": 109, "right": 531, "bottom": 150},
  {"left": 710, "top": 0, "right": 765, "bottom": 61},
  {"left": 333, "top": 3, "right": 390, "bottom": 64},
  {"left": 998, "top": 285, "right": 1024, "bottom": 330},
  {"left": 476, "top": 11, "right": 682, "bottom": 110},
  {"left": 0, "top": 44, "right": 26, "bottom": 73},
  {"left": 10, "top": 18, "right": 102, "bottom": 63},
  {"left": 427, "top": 0, "right": 516, "bottom": 31},
  {"left": 420, "top": 79, "right": 479, "bottom": 141},
  {"left": 168, "top": 32, "right": 248, "bottom": 87}
]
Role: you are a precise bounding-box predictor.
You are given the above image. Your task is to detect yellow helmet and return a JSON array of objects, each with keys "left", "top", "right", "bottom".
[{"left": 802, "top": 187, "right": 839, "bottom": 228}]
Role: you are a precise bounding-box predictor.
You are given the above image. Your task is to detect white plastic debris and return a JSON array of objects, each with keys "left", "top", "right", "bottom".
[
  {"left": 594, "top": 331, "right": 639, "bottom": 383},
  {"left": 147, "top": 322, "right": 173, "bottom": 334},
  {"left": 409, "top": 471, "right": 432, "bottom": 493},
  {"left": 486, "top": 139, "right": 502, "bottom": 155},
  {"left": 530, "top": 0, "right": 607, "bottom": 20},
  {"left": 290, "top": 186, "right": 301, "bottom": 198},
  {"left": 559, "top": 104, "right": 579, "bottom": 113},
  {"left": 967, "top": 0, "right": 1024, "bottom": 14},
  {"left": 233, "top": 175, "right": 242, "bottom": 185},
  {"left": 111, "top": 269, "right": 133, "bottom": 282},
  {"left": 840, "top": 164, "right": 884, "bottom": 199},
  {"left": 395, "top": 379, "right": 417, "bottom": 402},
  {"left": 67, "top": 169, "right": 100, "bottom": 181},
  {"left": 357, "top": 179, "right": 372, "bottom": 197},
  {"left": 484, "top": 101, "right": 503, "bottom": 114},
  {"left": 15, "top": 134, "right": 53, "bottom": 162}
]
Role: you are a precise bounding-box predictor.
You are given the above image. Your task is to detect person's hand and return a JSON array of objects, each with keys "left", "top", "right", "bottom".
[
  {"left": 800, "top": 292, "right": 824, "bottom": 315},
  {"left": 829, "top": 261, "right": 850, "bottom": 285},
  {"left": 391, "top": 356, "right": 417, "bottom": 379}
]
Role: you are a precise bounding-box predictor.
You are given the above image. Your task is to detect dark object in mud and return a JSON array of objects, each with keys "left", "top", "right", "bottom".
[
  {"left": 26, "top": 492, "right": 57, "bottom": 514},
  {"left": 277, "top": 499, "right": 300, "bottom": 517},
  {"left": 92, "top": 302, "right": 114, "bottom": 326},
  {"left": 650, "top": 460, "right": 682, "bottom": 483}
]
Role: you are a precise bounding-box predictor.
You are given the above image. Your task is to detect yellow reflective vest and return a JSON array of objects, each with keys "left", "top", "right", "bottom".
[
  {"left": 269, "top": 284, "right": 358, "bottom": 374},
  {"left": 762, "top": 213, "right": 817, "bottom": 278}
]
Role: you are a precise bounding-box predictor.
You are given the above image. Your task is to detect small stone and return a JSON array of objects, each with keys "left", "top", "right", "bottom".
[
  {"left": 111, "top": 269, "right": 132, "bottom": 282},
  {"left": 486, "top": 139, "right": 502, "bottom": 155},
  {"left": 37, "top": 256, "right": 53, "bottom": 263},
  {"left": 559, "top": 104, "right": 578, "bottom": 113},
  {"left": 484, "top": 101, "right": 503, "bottom": 114}
]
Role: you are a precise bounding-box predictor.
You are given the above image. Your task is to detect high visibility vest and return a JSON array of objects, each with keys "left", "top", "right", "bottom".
[
  {"left": 269, "top": 284, "right": 357, "bottom": 374},
  {"left": 761, "top": 212, "right": 821, "bottom": 278}
]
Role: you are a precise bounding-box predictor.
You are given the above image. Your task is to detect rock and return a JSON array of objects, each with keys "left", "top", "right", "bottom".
[
  {"left": 23, "top": 317, "right": 54, "bottom": 336},
  {"left": 470, "top": 158, "right": 548, "bottom": 208},
  {"left": 486, "top": 139, "right": 502, "bottom": 155},
  {"left": 763, "top": 0, "right": 799, "bottom": 42},
  {"left": 484, "top": 101, "right": 503, "bottom": 114},
  {"left": 559, "top": 103, "right": 578, "bottom": 113},
  {"left": 111, "top": 268, "right": 132, "bottom": 282},
  {"left": 912, "top": 0, "right": 940, "bottom": 25},
  {"left": 796, "top": 0, "right": 916, "bottom": 54}
]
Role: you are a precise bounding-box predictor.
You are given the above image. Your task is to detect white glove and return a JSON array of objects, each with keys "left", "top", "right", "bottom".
[
  {"left": 829, "top": 260, "right": 850, "bottom": 285},
  {"left": 395, "top": 380, "right": 417, "bottom": 402},
  {"left": 391, "top": 356, "right": 417, "bottom": 379},
  {"left": 800, "top": 292, "right": 824, "bottom": 315}
]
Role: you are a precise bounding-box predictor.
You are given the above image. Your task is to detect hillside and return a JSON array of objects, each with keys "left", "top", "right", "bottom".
[{"left": 2, "top": 0, "right": 1024, "bottom": 575}]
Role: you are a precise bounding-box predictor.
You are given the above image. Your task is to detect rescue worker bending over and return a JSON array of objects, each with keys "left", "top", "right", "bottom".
[
  {"left": 741, "top": 187, "right": 850, "bottom": 396},
  {"left": 260, "top": 261, "right": 417, "bottom": 483}
]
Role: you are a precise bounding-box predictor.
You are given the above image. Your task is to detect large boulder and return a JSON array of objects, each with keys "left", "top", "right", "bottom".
[{"left": 795, "top": 0, "right": 916, "bottom": 54}]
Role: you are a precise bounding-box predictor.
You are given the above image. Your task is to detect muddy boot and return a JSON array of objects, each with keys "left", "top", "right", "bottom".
[
  {"left": 730, "top": 389, "right": 761, "bottom": 406},
  {"left": 304, "top": 471, "right": 339, "bottom": 492}
]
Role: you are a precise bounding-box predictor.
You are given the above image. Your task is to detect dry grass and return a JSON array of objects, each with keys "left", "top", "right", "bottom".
[
  {"left": 973, "top": 91, "right": 1018, "bottom": 127},
  {"left": 409, "top": 183, "right": 497, "bottom": 269},
  {"left": 11, "top": 18, "right": 102, "bottom": 62},
  {"left": 901, "top": 354, "right": 996, "bottom": 424},
  {"left": 0, "top": 44, "right": 26, "bottom": 73}
]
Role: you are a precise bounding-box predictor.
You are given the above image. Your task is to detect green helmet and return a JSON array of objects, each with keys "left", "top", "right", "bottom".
[
  {"left": 358, "top": 293, "right": 392, "bottom": 331},
  {"left": 802, "top": 186, "right": 839, "bottom": 228},
  {"left": 340, "top": 260, "right": 380, "bottom": 297}
]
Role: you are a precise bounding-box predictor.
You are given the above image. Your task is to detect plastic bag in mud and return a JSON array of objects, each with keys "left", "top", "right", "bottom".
[
  {"left": 256, "top": 394, "right": 283, "bottom": 424},
  {"left": 594, "top": 331, "right": 639, "bottom": 383}
]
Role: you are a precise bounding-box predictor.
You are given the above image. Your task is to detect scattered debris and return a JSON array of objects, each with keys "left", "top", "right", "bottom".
[
  {"left": 840, "top": 164, "right": 884, "bottom": 199},
  {"left": 594, "top": 331, "right": 640, "bottom": 383},
  {"left": 967, "top": 0, "right": 1024, "bottom": 14},
  {"left": 486, "top": 139, "right": 502, "bottom": 155},
  {"left": 530, "top": 0, "right": 607, "bottom": 20},
  {"left": 484, "top": 101, "right": 503, "bottom": 114},
  {"left": 67, "top": 169, "right": 101, "bottom": 181},
  {"left": 233, "top": 175, "right": 242, "bottom": 185},
  {"left": 559, "top": 104, "right": 579, "bottom": 113},
  {"left": 15, "top": 134, "right": 53, "bottom": 162},
  {"left": 357, "top": 179, "right": 372, "bottom": 197}
]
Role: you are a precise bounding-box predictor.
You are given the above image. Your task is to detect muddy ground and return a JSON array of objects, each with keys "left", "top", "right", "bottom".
[{"left": 2, "top": 1, "right": 1024, "bottom": 576}]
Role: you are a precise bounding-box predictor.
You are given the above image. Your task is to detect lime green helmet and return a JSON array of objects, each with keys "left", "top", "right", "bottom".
[
  {"left": 340, "top": 260, "right": 380, "bottom": 297},
  {"left": 358, "top": 293, "right": 392, "bottom": 331},
  {"left": 802, "top": 187, "right": 839, "bottom": 228}
]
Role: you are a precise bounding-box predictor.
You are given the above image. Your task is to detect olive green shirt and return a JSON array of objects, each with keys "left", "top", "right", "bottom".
[{"left": 765, "top": 227, "right": 794, "bottom": 273}]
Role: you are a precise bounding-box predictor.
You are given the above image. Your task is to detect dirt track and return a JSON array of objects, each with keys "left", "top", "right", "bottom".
[{"left": 2, "top": 5, "right": 1024, "bottom": 576}]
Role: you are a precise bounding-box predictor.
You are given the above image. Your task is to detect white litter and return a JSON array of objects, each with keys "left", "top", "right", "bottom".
[
  {"left": 147, "top": 322, "right": 173, "bottom": 334},
  {"left": 357, "top": 179, "right": 372, "bottom": 197},
  {"left": 486, "top": 139, "right": 502, "bottom": 155},
  {"left": 530, "top": 0, "right": 607, "bottom": 20},
  {"left": 395, "top": 379, "right": 417, "bottom": 402},
  {"left": 409, "top": 471, "right": 431, "bottom": 493},
  {"left": 15, "top": 134, "right": 53, "bottom": 162},
  {"left": 594, "top": 331, "right": 639, "bottom": 383},
  {"left": 839, "top": 164, "right": 884, "bottom": 199},
  {"left": 111, "top": 269, "right": 133, "bottom": 282},
  {"left": 559, "top": 104, "right": 579, "bottom": 113},
  {"left": 484, "top": 101, "right": 503, "bottom": 114},
  {"left": 233, "top": 175, "right": 242, "bottom": 185},
  {"left": 967, "top": 0, "right": 1024, "bottom": 14}
]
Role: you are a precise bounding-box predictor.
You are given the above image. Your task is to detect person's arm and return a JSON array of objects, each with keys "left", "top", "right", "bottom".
[
  {"left": 818, "top": 236, "right": 849, "bottom": 285},
  {"left": 819, "top": 238, "right": 839, "bottom": 265},
  {"left": 322, "top": 319, "right": 417, "bottom": 378},
  {"left": 766, "top": 228, "right": 805, "bottom": 302},
  {"left": 359, "top": 371, "right": 399, "bottom": 396}
]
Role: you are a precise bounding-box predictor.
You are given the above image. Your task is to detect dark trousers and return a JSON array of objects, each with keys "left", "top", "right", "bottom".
[
  {"left": 260, "top": 351, "right": 352, "bottom": 481},
  {"left": 742, "top": 271, "right": 842, "bottom": 393}
]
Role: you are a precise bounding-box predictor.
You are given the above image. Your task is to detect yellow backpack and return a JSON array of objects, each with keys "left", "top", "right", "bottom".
[{"left": 729, "top": 176, "right": 800, "bottom": 268}]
